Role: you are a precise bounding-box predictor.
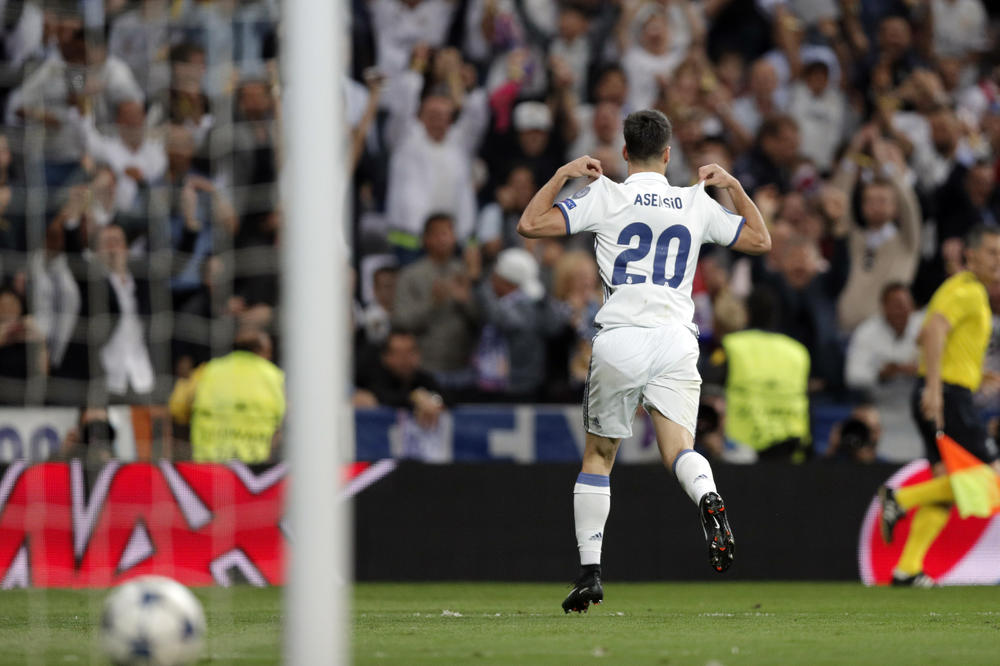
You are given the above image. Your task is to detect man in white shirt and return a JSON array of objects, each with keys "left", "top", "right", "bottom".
[
  {"left": 845, "top": 282, "right": 924, "bottom": 461},
  {"left": 368, "top": 0, "right": 455, "bottom": 79},
  {"left": 93, "top": 224, "right": 156, "bottom": 400},
  {"left": 384, "top": 71, "right": 488, "bottom": 256},
  {"left": 518, "top": 109, "right": 771, "bottom": 612},
  {"left": 5, "top": 10, "right": 143, "bottom": 184},
  {"left": 79, "top": 99, "right": 168, "bottom": 215}
]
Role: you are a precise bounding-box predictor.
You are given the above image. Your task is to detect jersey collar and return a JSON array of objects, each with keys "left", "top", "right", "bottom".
[{"left": 624, "top": 171, "right": 670, "bottom": 186}]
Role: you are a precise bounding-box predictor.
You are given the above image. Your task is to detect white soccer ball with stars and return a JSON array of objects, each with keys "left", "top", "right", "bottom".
[{"left": 100, "top": 575, "right": 206, "bottom": 666}]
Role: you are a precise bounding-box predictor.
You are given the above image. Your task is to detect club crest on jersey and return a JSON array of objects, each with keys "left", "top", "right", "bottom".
[
  {"left": 561, "top": 198, "right": 577, "bottom": 210},
  {"left": 572, "top": 186, "right": 590, "bottom": 199}
]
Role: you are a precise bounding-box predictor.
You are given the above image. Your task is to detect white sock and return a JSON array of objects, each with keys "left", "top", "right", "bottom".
[
  {"left": 574, "top": 473, "right": 610, "bottom": 567},
  {"left": 673, "top": 449, "right": 717, "bottom": 505}
]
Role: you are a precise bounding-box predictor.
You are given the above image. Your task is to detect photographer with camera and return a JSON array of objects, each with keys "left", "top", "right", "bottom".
[{"left": 823, "top": 405, "right": 881, "bottom": 465}]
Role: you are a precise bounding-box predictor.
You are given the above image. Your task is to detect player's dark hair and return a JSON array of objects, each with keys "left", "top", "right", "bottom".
[
  {"left": 880, "top": 281, "right": 910, "bottom": 304},
  {"left": 747, "top": 286, "right": 780, "bottom": 331},
  {"left": 965, "top": 223, "right": 1000, "bottom": 250},
  {"left": 623, "top": 110, "right": 672, "bottom": 163}
]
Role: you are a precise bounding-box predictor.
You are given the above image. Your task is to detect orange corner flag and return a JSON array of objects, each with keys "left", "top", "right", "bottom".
[{"left": 936, "top": 432, "right": 1000, "bottom": 519}]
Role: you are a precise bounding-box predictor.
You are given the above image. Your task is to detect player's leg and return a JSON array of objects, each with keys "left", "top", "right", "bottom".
[
  {"left": 563, "top": 434, "right": 622, "bottom": 614},
  {"left": 644, "top": 323, "right": 735, "bottom": 573},
  {"left": 650, "top": 411, "right": 716, "bottom": 504},
  {"left": 563, "top": 329, "right": 642, "bottom": 613},
  {"left": 648, "top": 407, "right": 735, "bottom": 573},
  {"left": 575, "top": 433, "right": 620, "bottom": 569}
]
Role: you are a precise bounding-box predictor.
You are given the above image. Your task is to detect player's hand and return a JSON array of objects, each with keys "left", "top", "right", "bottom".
[
  {"left": 698, "top": 163, "right": 737, "bottom": 190},
  {"left": 559, "top": 155, "right": 603, "bottom": 180},
  {"left": 920, "top": 385, "right": 944, "bottom": 430}
]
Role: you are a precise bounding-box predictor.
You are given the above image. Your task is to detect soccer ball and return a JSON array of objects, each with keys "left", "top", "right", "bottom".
[{"left": 100, "top": 575, "right": 206, "bottom": 666}]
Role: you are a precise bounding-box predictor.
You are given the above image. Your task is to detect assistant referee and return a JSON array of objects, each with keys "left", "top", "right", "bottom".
[{"left": 879, "top": 224, "right": 1000, "bottom": 585}]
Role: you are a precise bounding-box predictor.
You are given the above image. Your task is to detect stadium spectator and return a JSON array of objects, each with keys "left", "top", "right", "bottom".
[
  {"left": 710, "top": 287, "right": 812, "bottom": 462},
  {"left": 824, "top": 404, "right": 881, "bottom": 464},
  {"left": 733, "top": 114, "right": 801, "bottom": 195},
  {"left": 567, "top": 100, "right": 626, "bottom": 181},
  {"left": 5, "top": 8, "right": 143, "bottom": 186},
  {"left": 474, "top": 247, "right": 565, "bottom": 400},
  {"left": 833, "top": 130, "right": 922, "bottom": 332},
  {"left": 173, "top": 0, "right": 239, "bottom": 98},
  {"left": 384, "top": 55, "right": 487, "bottom": 258},
  {"left": 484, "top": 101, "right": 566, "bottom": 206},
  {"left": 227, "top": 78, "right": 280, "bottom": 218},
  {"left": 165, "top": 123, "right": 235, "bottom": 299},
  {"left": 147, "top": 42, "right": 212, "bottom": 145},
  {"left": 89, "top": 223, "right": 158, "bottom": 402},
  {"left": 368, "top": 0, "right": 456, "bottom": 80},
  {"left": 392, "top": 214, "right": 479, "bottom": 385},
  {"left": 353, "top": 328, "right": 447, "bottom": 429},
  {"left": 54, "top": 406, "right": 117, "bottom": 467},
  {"left": 77, "top": 99, "right": 167, "bottom": 221},
  {"left": 178, "top": 329, "right": 285, "bottom": 463},
  {"left": 845, "top": 282, "right": 923, "bottom": 461},
  {"left": 0, "top": 283, "right": 45, "bottom": 402},
  {"left": 727, "top": 58, "right": 787, "bottom": 155},
  {"left": 28, "top": 209, "right": 81, "bottom": 378},
  {"left": 755, "top": 230, "right": 849, "bottom": 394},
  {"left": 476, "top": 165, "right": 537, "bottom": 259},
  {"left": 549, "top": 250, "right": 601, "bottom": 399},
  {"left": 171, "top": 253, "right": 235, "bottom": 376},
  {"left": 619, "top": 6, "right": 684, "bottom": 113},
  {"left": 935, "top": 159, "right": 1000, "bottom": 248},
  {"left": 359, "top": 264, "right": 398, "bottom": 352},
  {"left": 107, "top": 0, "right": 172, "bottom": 97},
  {"left": 930, "top": 0, "right": 989, "bottom": 65},
  {"left": 787, "top": 59, "right": 847, "bottom": 172}
]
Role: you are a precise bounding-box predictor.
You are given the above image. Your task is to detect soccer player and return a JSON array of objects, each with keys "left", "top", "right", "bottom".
[
  {"left": 879, "top": 224, "right": 1000, "bottom": 586},
  {"left": 517, "top": 110, "right": 771, "bottom": 613}
]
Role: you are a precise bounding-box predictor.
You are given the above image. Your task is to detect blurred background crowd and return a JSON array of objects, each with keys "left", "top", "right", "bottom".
[{"left": 0, "top": 0, "right": 997, "bottom": 464}]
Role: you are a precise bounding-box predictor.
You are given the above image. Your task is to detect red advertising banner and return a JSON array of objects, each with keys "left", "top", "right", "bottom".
[
  {"left": 0, "top": 461, "right": 290, "bottom": 588},
  {"left": 858, "top": 460, "right": 1000, "bottom": 585}
]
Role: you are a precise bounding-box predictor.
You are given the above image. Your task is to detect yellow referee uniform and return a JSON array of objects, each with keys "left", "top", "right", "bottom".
[
  {"left": 919, "top": 271, "right": 993, "bottom": 391},
  {"left": 891, "top": 270, "right": 996, "bottom": 579}
]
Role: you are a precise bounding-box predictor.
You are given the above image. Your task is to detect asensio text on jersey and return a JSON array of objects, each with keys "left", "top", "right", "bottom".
[{"left": 554, "top": 172, "right": 744, "bottom": 333}]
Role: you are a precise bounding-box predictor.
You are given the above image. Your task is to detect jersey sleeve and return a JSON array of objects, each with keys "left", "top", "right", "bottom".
[
  {"left": 554, "top": 176, "right": 610, "bottom": 234},
  {"left": 697, "top": 184, "right": 746, "bottom": 247},
  {"left": 927, "top": 282, "right": 976, "bottom": 328}
]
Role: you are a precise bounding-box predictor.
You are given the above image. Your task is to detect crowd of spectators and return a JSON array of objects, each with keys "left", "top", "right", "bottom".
[
  {"left": 0, "top": 0, "right": 280, "bottom": 410},
  {"left": 346, "top": 0, "right": 1000, "bottom": 462},
  {"left": 0, "top": 1, "right": 997, "bottom": 463}
]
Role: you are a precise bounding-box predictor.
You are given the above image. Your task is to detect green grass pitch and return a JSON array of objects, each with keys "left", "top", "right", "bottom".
[{"left": 0, "top": 582, "right": 998, "bottom": 664}]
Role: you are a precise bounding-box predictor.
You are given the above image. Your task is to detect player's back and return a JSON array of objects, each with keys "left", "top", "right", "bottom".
[{"left": 557, "top": 172, "right": 744, "bottom": 332}]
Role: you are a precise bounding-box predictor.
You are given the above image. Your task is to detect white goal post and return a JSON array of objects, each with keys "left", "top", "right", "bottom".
[{"left": 282, "top": 0, "right": 349, "bottom": 664}]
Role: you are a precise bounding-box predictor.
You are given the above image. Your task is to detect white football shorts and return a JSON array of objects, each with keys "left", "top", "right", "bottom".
[{"left": 583, "top": 322, "right": 701, "bottom": 439}]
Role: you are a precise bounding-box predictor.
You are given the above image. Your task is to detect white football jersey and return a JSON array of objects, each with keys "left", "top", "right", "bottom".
[{"left": 555, "top": 172, "right": 744, "bottom": 332}]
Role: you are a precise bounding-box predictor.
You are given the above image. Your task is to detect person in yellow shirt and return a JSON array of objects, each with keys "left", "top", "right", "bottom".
[
  {"left": 879, "top": 224, "right": 1000, "bottom": 586},
  {"left": 170, "top": 329, "right": 285, "bottom": 463}
]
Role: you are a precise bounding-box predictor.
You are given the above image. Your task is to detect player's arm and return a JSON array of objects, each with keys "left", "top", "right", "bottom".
[
  {"left": 917, "top": 312, "right": 950, "bottom": 429},
  {"left": 698, "top": 163, "right": 771, "bottom": 255},
  {"left": 517, "top": 155, "right": 602, "bottom": 238}
]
